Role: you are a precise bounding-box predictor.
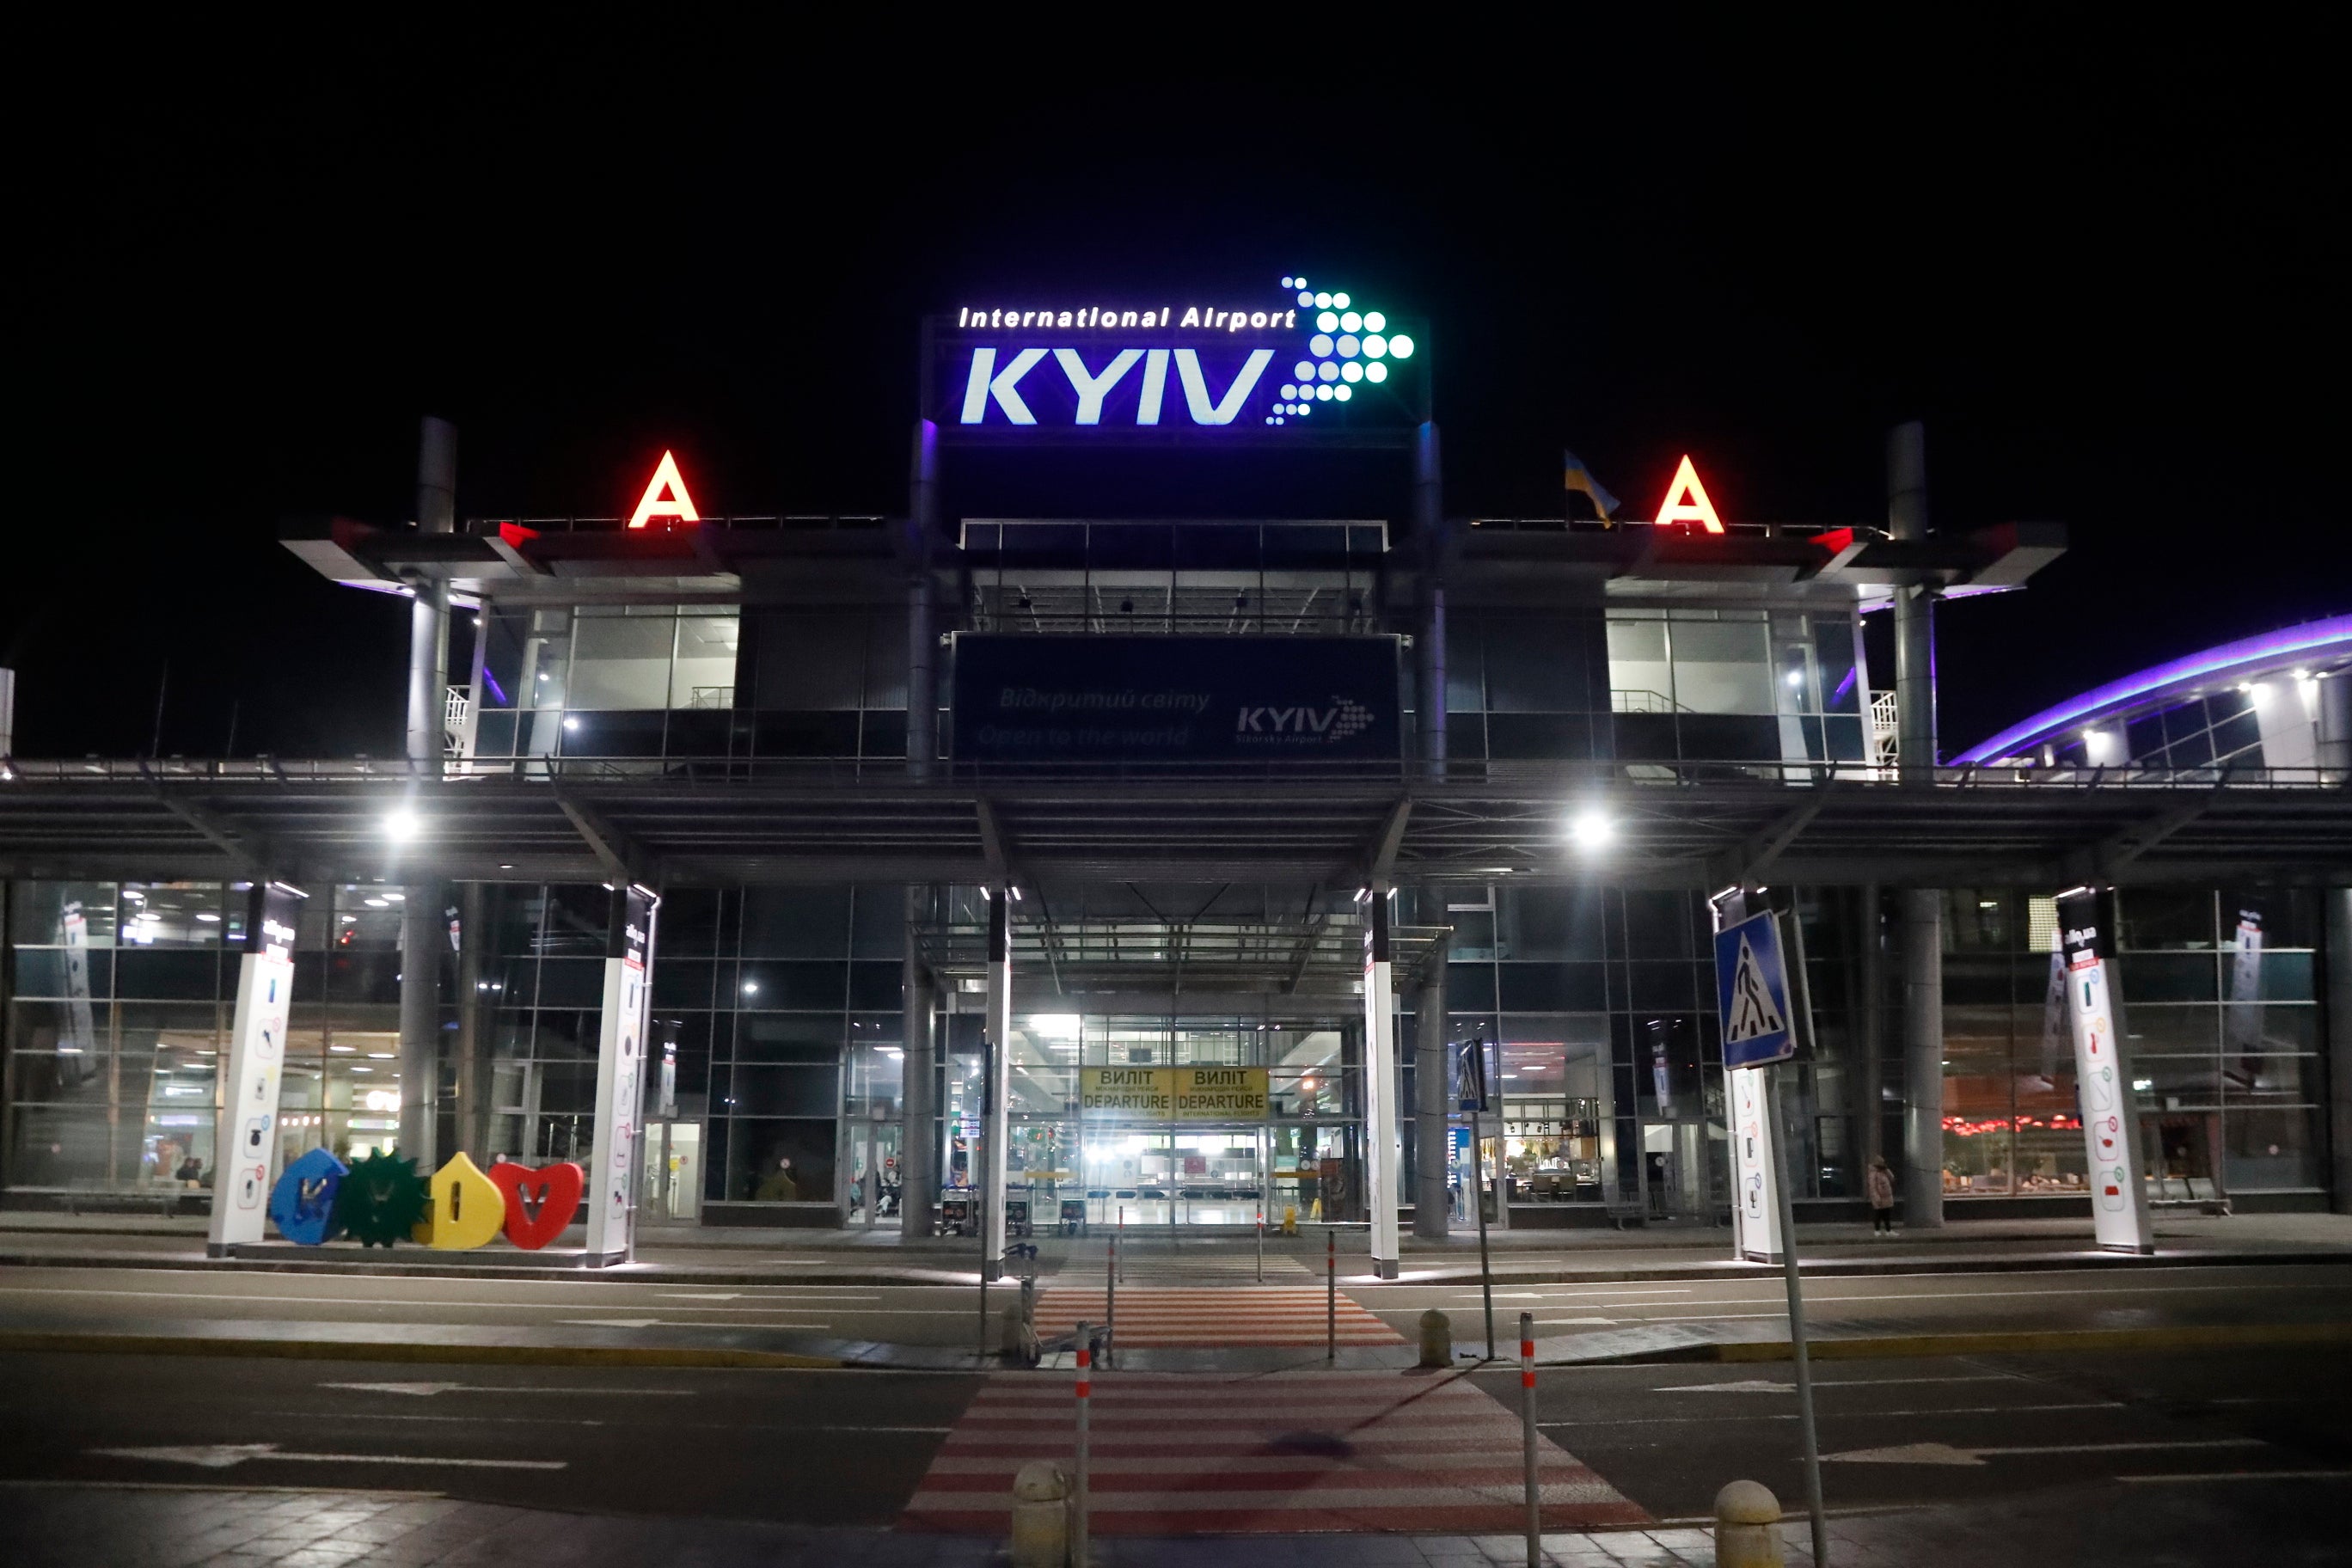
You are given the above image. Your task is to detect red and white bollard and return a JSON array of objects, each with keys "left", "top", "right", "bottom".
[
  {"left": 1326, "top": 1228, "right": 1338, "bottom": 1361},
  {"left": 1521, "top": 1309, "right": 1540, "bottom": 1567},
  {"left": 1074, "top": 1320, "right": 1093, "bottom": 1568}
]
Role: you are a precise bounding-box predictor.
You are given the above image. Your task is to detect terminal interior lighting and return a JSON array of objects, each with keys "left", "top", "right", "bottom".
[
  {"left": 384, "top": 808, "right": 420, "bottom": 842},
  {"left": 1568, "top": 810, "right": 1614, "bottom": 849}
]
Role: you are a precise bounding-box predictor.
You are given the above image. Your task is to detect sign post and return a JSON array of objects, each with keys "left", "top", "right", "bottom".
[
  {"left": 1459, "top": 1034, "right": 1495, "bottom": 1361},
  {"left": 2057, "top": 886, "right": 2155, "bottom": 1253},
  {"left": 1712, "top": 903, "right": 1827, "bottom": 1566},
  {"left": 207, "top": 882, "right": 305, "bottom": 1257}
]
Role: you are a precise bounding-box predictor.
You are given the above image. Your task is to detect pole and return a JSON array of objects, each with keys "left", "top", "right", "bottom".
[
  {"left": 979, "top": 1262, "right": 990, "bottom": 1363},
  {"left": 1326, "top": 1228, "right": 1337, "bottom": 1362},
  {"left": 1106, "top": 1228, "right": 1118, "bottom": 1369},
  {"left": 1073, "top": 1320, "right": 1092, "bottom": 1568},
  {"left": 1256, "top": 1210, "right": 1265, "bottom": 1283},
  {"left": 1470, "top": 1104, "right": 1494, "bottom": 1360},
  {"left": 1520, "top": 1309, "right": 1540, "bottom": 1568},
  {"left": 1766, "top": 1069, "right": 1828, "bottom": 1567}
]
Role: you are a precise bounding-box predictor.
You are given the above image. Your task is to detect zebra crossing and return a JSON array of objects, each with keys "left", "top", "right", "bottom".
[
  {"left": 902, "top": 1369, "right": 1651, "bottom": 1535},
  {"left": 1032, "top": 1284, "right": 1403, "bottom": 1348}
]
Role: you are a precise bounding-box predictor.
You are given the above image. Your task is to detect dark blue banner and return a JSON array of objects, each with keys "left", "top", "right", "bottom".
[{"left": 951, "top": 635, "right": 1402, "bottom": 764}]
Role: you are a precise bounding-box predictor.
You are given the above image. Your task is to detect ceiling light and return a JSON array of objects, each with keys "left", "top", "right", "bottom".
[{"left": 1568, "top": 810, "right": 1614, "bottom": 850}]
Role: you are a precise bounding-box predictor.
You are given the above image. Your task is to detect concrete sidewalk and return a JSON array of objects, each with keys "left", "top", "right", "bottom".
[
  {"left": 6, "top": 1476, "right": 2349, "bottom": 1566},
  {"left": 4, "top": 1210, "right": 2348, "bottom": 1287}
]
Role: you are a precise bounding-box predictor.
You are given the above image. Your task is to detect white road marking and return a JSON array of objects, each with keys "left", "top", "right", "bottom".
[
  {"left": 559, "top": 1317, "right": 664, "bottom": 1327},
  {"left": 2117, "top": 1470, "right": 2352, "bottom": 1483},
  {"left": 1651, "top": 1375, "right": 2021, "bottom": 1393},
  {"left": 1826, "top": 1438, "right": 2263, "bottom": 1467},
  {"left": 1467, "top": 1297, "right": 1693, "bottom": 1307},
  {"left": 554, "top": 1317, "right": 829, "bottom": 1329},
  {"left": 319, "top": 1381, "right": 695, "bottom": 1397},
  {"left": 89, "top": 1442, "right": 566, "bottom": 1471},
  {"left": 1542, "top": 1401, "right": 2120, "bottom": 1429}
]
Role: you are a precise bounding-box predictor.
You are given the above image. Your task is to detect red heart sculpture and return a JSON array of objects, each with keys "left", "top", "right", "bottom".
[{"left": 487, "top": 1161, "right": 585, "bottom": 1249}]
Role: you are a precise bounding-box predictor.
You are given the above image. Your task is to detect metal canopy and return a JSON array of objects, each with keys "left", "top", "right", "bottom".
[
  {"left": 1, "top": 760, "right": 2344, "bottom": 890},
  {"left": 914, "top": 916, "right": 1445, "bottom": 1004}
]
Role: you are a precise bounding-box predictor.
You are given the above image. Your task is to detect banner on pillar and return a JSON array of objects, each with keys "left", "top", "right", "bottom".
[
  {"left": 208, "top": 883, "right": 305, "bottom": 1253},
  {"left": 1725, "top": 1064, "right": 1781, "bottom": 1261},
  {"left": 585, "top": 886, "right": 656, "bottom": 1262},
  {"left": 1361, "top": 898, "right": 1400, "bottom": 1275},
  {"left": 2057, "top": 887, "right": 2153, "bottom": 1253}
]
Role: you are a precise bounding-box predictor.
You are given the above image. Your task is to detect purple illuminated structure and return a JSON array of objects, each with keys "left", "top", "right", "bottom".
[{"left": 1956, "top": 615, "right": 2352, "bottom": 763}]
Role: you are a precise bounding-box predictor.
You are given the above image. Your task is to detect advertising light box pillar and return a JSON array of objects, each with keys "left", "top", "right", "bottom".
[
  {"left": 1363, "top": 888, "right": 1401, "bottom": 1278},
  {"left": 2057, "top": 886, "right": 2155, "bottom": 1253},
  {"left": 585, "top": 885, "right": 656, "bottom": 1265},
  {"left": 208, "top": 882, "right": 305, "bottom": 1256},
  {"left": 982, "top": 890, "right": 1013, "bottom": 1282}
]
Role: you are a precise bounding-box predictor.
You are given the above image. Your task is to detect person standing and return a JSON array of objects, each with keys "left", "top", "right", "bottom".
[{"left": 1866, "top": 1155, "right": 1896, "bottom": 1236}]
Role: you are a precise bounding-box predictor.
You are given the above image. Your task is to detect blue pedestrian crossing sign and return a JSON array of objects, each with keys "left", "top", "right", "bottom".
[{"left": 1714, "top": 910, "right": 1796, "bottom": 1069}]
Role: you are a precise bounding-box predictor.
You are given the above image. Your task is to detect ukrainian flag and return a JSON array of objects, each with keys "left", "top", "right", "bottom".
[{"left": 1563, "top": 450, "right": 1620, "bottom": 524}]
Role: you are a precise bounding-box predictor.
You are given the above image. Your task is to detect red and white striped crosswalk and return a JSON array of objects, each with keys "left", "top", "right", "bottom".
[
  {"left": 1032, "top": 1285, "right": 1405, "bottom": 1349},
  {"left": 902, "top": 1369, "right": 1651, "bottom": 1535}
]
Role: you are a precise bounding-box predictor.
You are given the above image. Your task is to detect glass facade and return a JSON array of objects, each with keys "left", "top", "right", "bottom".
[
  {"left": 1409, "top": 882, "right": 1877, "bottom": 1222},
  {"left": 1939, "top": 886, "right": 2326, "bottom": 1198},
  {"left": 6, "top": 879, "right": 436, "bottom": 1197},
  {"left": 467, "top": 603, "right": 912, "bottom": 771},
  {"left": 3, "top": 872, "right": 2334, "bottom": 1217},
  {"left": 1441, "top": 605, "right": 1870, "bottom": 768}
]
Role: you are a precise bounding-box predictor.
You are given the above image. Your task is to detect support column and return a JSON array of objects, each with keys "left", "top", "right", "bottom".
[
  {"left": 1363, "top": 887, "right": 1401, "bottom": 1277},
  {"left": 1900, "top": 887, "right": 1945, "bottom": 1228},
  {"left": 2328, "top": 886, "right": 2352, "bottom": 1215},
  {"left": 907, "top": 420, "right": 939, "bottom": 783},
  {"left": 982, "top": 888, "right": 1011, "bottom": 1280},
  {"left": 1412, "top": 422, "right": 1445, "bottom": 781},
  {"left": 1888, "top": 421, "right": 1936, "bottom": 782},
  {"left": 1852, "top": 884, "right": 1883, "bottom": 1163},
  {"left": 1413, "top": 904, "right": 1451, "bottom": 1240},
  {"left": 908, "top": 573, "right": 935, "bottom": 781},
  {"left": 1886, "top": 425, "right": 1945, "bottom": 1228},
  {"left": 901, "top": 886, "right": 939, "bottom": 1237},
  {"left": 455, "top": 881, "right": 486, "bottom": 1157},
  {"left": 395, "top": 889, "right": 440, "bottom": 1170},
  {"left": 398, "top": 418, "right": 456, "bottom": 1170}
]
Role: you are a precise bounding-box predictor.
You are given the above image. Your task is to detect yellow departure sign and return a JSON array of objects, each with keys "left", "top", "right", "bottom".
[{"left": 1079, "top": 1066, "right": 1270, "bottom": 1120}]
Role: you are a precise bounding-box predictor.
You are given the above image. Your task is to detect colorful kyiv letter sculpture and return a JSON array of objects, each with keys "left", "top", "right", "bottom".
[
  {"left": 413, "top": 1150, "right": 507, "bottom": 1249},
  {"left": 267, "top": 1150, "right": 585, "bottom": 1250},
  {"left": 265, "top": 1147, "right": 347, "bottom": 1245},
  {"left": 487, "top": 1161, "right": 585, "bottom": 1249}
]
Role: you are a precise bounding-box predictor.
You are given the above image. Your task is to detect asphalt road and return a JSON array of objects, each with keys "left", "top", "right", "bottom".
[
  {"left": 0, "top": 1346, "right": 2343, "bottom": 1529},
  {"left": 2, "top": 1259, "right": 2347, "bottom": 1347}
]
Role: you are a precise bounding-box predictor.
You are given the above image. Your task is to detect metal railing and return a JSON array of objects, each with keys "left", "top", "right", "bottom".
[{"left": 3, "top": 754, "right": 2342, "bottom": 791}]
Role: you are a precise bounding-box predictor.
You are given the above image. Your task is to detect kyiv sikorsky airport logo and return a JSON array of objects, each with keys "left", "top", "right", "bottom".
[
  {"left": 943, "top": 278, "right": 1418, "bottom": 431},
  {"left": 1235, "top": 694, "right": 1375, "bottom": 744}
]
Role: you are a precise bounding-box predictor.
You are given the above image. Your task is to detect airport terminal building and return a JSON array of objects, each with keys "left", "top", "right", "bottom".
[{"left": 4, "top": 281, "right": 2349, "bottom": 1266}]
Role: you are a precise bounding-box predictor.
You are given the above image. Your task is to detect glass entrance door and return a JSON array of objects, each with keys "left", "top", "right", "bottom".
[
  {"left": 848, "top": 1116, "right": 903, "bottom": 1228},
  {"left": 1076, "top": 1126, "right": 1268, "bottom": 1228},
  {"left": 640, "top": 1119, "right": 701, "bottom": 1223}
]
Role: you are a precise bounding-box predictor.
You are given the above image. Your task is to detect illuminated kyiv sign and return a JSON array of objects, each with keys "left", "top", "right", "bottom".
[
  {"left": 628, "top": 450, "right": 701, "bottom": 530},
  {"left": 930, "top": 276, "right": 1426, "bottom": 442}
]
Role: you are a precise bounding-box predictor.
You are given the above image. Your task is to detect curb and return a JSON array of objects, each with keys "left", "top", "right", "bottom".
[
  {"left": 0, "top": 1326, "right": 856, "bottom": 1370},
  {"left": 4, "top": 1245, "right": 2343, "bottom": 1289},
  {"left": 0, "top": 1250, "right": 991, "bottom": 1288},
  {"left": 1544, "top": 1319, "right": 2352, "bottom": 1366}
]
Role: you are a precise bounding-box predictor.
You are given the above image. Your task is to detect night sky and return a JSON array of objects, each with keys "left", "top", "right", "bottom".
[{"left": 12, "top": 26, "right": 2344, "bottom": 762}]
